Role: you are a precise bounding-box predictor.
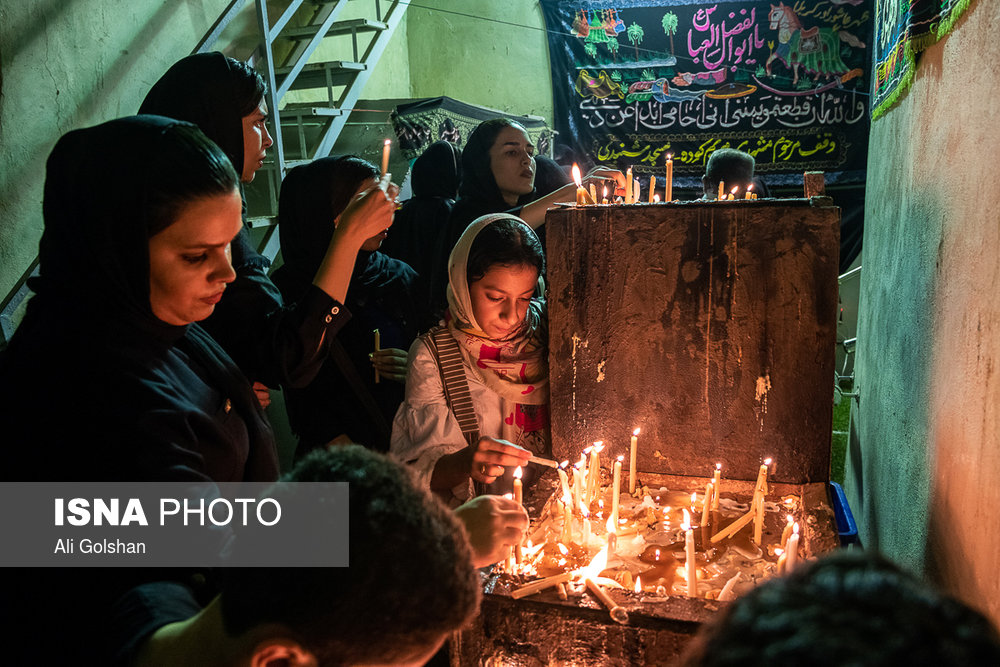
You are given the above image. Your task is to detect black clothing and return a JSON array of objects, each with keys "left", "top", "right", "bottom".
[
  {"left": 140, "top": 52, "right": 348, "bottom": 388},
  {"left": 0, "top": 116, "right": 279, "bottom": 666},
  {"left": 381, "top": 141, "right": 462, "bottom": 320},
  {"left": 272, "top": 157, "right": 422, "bottom": 453}
]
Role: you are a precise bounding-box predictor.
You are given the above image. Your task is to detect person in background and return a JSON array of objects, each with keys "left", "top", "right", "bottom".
[
  {"left": 681, "top": 549, "right": 1000, "bottom": 666},
  {"left": 392, "top": 214, "right": 549, "bottom": 504},
  {"left": 140, "top": 52, "right": 397, "bottom": 402},
  {"left": 111, "top": 445, "right": 483, "bottom": 667},
  {"left": 380, "top": 140, "right": 463, "bottom": 323},
  {"left": 701, "top": 148, "right": 756, "bottom": 199},
  {"left": 272, "top": 156, "right": 421, "bottom": 455},
  {"left": 448, "top": 118, "right": 622, "bottom": 244},
  {"left": 523, "top": 154, "right": 572, "bottom": 254}
]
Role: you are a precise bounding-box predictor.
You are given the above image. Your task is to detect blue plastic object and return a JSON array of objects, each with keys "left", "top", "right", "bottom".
[{"left": 828, "top": 481, "right": 859, "bottom": 546}]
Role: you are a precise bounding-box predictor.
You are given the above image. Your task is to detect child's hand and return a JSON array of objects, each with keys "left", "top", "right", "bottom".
[
  {"left": 454, "top": 494, "right": 529, "bottom": 568},
  {"left": 371, "top": 347, "right": 408, "bottom": 383}
]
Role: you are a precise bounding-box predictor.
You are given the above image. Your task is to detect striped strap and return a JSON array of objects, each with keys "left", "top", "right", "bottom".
[{"left": 430, "top": 327, "right": 480, "bottom": 447}]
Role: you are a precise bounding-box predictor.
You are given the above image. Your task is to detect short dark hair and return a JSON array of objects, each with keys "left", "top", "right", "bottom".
[
  {"left": 704, "top": 148, "right": 755, "bottom": 195},
  {"left": 146, "top": 122, "right": 240, "bottom": 237},
  {"left": 219, "top": 446, "right": 481, "bottom": 665},
  {"left": 682, "top": 550, "right": 1000, "bottom": 666},
  {"left": 467, "top": 216, "right": 545, "bottom": 285}
]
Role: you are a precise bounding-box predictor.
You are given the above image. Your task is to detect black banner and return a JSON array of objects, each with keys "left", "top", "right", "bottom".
[{"left": 541, "top": 0, "right": 872, "bottom": 189}]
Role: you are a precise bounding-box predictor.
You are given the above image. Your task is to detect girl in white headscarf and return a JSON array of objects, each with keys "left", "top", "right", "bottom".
[{"left": 391, "top": 213, "right": 550, "bottom": 504}]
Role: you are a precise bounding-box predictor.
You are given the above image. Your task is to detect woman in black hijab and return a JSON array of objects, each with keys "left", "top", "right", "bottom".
[
  {"left": 139, "top": 52, "right": 396, "bottom": 395},
  {"left": 380, "top": 140, "right": 462, "bottom": 321},
  {"left": 448, "top": 118, "right": 622, "bottom": 247},
  {"left": 272, "top": 157, "right": 423, "bottom": 455},
  {"left": 0, "top": 115, "right": 277, "bottom": 483}
]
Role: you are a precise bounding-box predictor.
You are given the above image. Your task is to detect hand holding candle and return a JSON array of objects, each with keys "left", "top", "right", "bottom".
[{"left": 380, "top": 138, "right": 391, "bottom": 175}]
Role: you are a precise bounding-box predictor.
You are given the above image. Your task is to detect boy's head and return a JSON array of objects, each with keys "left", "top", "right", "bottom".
[
  {"left": 702, "top": 148, "right": 755, "bottom": 198},
  {"left": 220, "top": 445, "right": 481, "bottom": 666}
]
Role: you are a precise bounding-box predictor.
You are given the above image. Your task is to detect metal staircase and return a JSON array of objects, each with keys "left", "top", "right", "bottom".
[{"left": 204, "top": 0, "right": 408, "bottom": 224}]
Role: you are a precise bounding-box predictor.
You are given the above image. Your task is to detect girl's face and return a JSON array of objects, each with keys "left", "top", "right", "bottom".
[
  {"left": 469, "top": 262, "right": 539, "bottom": 339},
  {"left": 241, "top": 99, "right": 273, "bottom": 182},
  {"left": 488, "top": 126, "right": 535, "bottom": 206},
  {"left": 148, "top": 189, "right": 242, "bottom": 325}
]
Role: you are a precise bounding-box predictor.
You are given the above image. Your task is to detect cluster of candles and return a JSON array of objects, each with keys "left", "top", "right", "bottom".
[
  {"left": 501, "top": 441, "right": 803, "bottom": 623},
  {"left": 572, "top": 154, "right": 675, "bottom": 206},
  {"left": 717, "top": 180, "right": 758, "bottom": 200}
]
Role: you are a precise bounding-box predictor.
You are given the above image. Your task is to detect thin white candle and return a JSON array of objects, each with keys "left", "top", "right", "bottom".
[
  {"left": 683, "top": 509, "right": 697, "bottom": 596},
  {"left": 785, "top": 523, "right": 800, "bottom": 572},
  {"left": 629, "top": 428, "right": 640, "bottom": 494},
  {"left": 712, "top": 463, "right": 722, "bottom": 510},
  {"left": 611, "top": 455, "right": 622, "bottom": 528},
  {"left": 380, "top": 139, "right": 391, "bottom": 175}
]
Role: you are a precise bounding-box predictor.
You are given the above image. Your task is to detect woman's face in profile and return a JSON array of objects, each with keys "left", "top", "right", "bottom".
[
  {"left": 241, "top": 99, "right": 273, "bottom": 183},
  {"left": 148, "top": 189, "right": 242, "bottom": 325},
  {"left": 469, "top": 262, "right": 538, "bottom": 340},
  {"left": 488, "top": 125, "right": 536, "bottom": 206}
]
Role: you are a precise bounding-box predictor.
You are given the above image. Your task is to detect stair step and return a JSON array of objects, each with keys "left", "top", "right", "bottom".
[
  {"left": 281, "top": 103, "right": 345, "bottom": 119},
  {"left": 276, "top": 61, "right": 366, "bottom": 89},
  {"left": 281, "top": 18, "right": 388, "bottom": 41}
]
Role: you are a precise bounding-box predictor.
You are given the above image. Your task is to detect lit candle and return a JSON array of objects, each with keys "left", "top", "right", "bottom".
[
  {"left": 633, "top": 177, "right": 640, "bottom": 204},
  {"left": 648, "top": 175, "right": 655, "bottom": 203},
  {"left": 665, "top": 153, "right": 673, "bottom": 202},
  {"left": 746, "top": 183, "right": 754, "bottom": 200},
  {"left": 717, "top": 180, "right": 725, "bottom": 200},
  {"left": 654, "top": 193, "right": 660, "bottom": 203},
  {"left": 373, "top": 328, "right": 381, "bottom": 383},
  {"left": 380, "top": 138, "right": 391, "bottom": 175},
  {"left": 629, "top": 428, "right": 640, "bottom": 494},
  {"left": 753, "top": 458, "right": 772, "bottom": 503},
  {"left": 780, "top": 515, "right": 794, "bottom": 549},
  {"left": 572, "top": 164, "right": 595, "bottom": 205},
  {"left": 712, "top": 463, "right": 722, "bottom": 510},
  {"left": 611, "top": 455, "right": 622, "bottom": 528},
  {"left": 602, "top": 185, "right": 609, "bottom": 205},
  {"left": 785, "top": 523, "right": 800, "bottom": 572},
  {"left": 702, "top": 482, "right": 712, "bottom": 526},
  {"left": 729, "top": 186, "right": 738, "bottom": 200},
  {"left": 753, "top": 493, "right": 764, "bottom": 545},
  {"left": 683, "top": 509, "right": 697, "bottom": 596},
  {"left": 513, "top": 466, "right": 523, "bottom": 506},
  {"left": 625, "top": 167, "right": 633, "bottom": 203},
  {"left": 558, "top": 463, "right": 572, "bottom": 501}
]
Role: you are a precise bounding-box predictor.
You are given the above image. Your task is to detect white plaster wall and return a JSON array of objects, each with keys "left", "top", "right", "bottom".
[{"left": 847, "top": 0, "right": 1000, "bottom": 625}]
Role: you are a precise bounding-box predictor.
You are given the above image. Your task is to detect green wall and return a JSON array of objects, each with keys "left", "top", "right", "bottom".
[
  {"left": 846, "top": 0, "right": 1000, "bottom": 626},
  {"left": 0, "top": 0, "right": 234, "bottom": 300}
]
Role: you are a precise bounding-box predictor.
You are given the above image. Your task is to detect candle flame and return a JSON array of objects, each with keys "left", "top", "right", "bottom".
[
  {"left": 514, "top": 466, "right": 523, "bottom": 480},
  {"left": 764, "top": 457, "right": 773, "bottom": 465},
  {"left": 594, "top": 442, "right": 605, "bottom": 453},
  {"left": 562, "top": 493, "right": 572, "bottom": 506},
  {"left": 654, "top": 548, "right": 661, "bottom": 560},
  {"left": 560, "top": 460, "right": 569, "bottom": 468},
  {"left": 667, "top": 153, "right": 673, "bottom": 161},
  {"left": 786, "top": 514, "right": 794, "bottom": 525},
  {"left": 793, "top": 522, "right": 800, "bottom": 535},
  {"left": 503, "top": 493, "right": 513, "bottom": 500},
  {"left": 605, "top": 514, "right": 616, "bottom": 534},
  {"left": 654, "top": 194, "right": 660, "bottom": 203},
  {"left": 577, "top": 544, "right": 609, "bottom": 580},
  {"left": 571, "top": 163, "right": 583, "bottom": 187},
  {"left": 747, "top": 183, "right": 754, "bottom": 192},
  {"left": 603, "top": 185, "right": 608, "bottom": 198},
  {"left": 598, "top": 499, "right": 605, "bottom": 509},
  {"left": 775, "top": 547, "right": 784, "bottom": 556},
  {"left": 583, "top": 446, "right": 592, "bottom": 455},
  {"left": 690, "top": 492, "right": 697, "bottom": 505},
  {"left": 558, "top": 543, "right": 569, "bottom": 555},
  {"left": 558, "top": 558, "right": 567, "bottom": 566},
  {"left": 633, "top": 427, "right": 641, "bottom": 436},
  {"left": 730, "top": 185, "right": 738, "bottom": 194},
  {"left": 635, "top": 575, "right": 642, "bottom": 593},
  {"left": 716, "top": 463, "right": 722, "bottom": 471},
  {"left": 617, "top": 455, "right": 624, "bottom": 462},
  {"left": 383, "top": 138, "right": 391, "bottom": 147},
  {"left": 682, "top": 509, "right": 691, "bottom": 530}
]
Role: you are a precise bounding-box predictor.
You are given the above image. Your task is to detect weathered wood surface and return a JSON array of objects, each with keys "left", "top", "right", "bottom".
[{"left": 546, "top": 199, "right": 840, "bottom": 483}]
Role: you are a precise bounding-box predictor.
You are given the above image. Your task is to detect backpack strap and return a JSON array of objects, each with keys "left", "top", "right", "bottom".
[{"left": 427, "top": 326, "right": 486, "bottom": 497}]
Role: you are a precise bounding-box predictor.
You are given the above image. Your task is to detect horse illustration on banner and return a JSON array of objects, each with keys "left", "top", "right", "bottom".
[{"left": 764, "top": 2, "right": 865, "bottom": 85}]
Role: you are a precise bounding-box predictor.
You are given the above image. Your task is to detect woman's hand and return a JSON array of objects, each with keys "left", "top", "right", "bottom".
[
  {"left": 469, "top": 436, "right": 531, "bottom": 484},
  {"left": 454, "top": 494, "right": 529, "bottom": 567},
  {"left": 371, "top": 347, "right": 408, "bottom": 383},
  {"left": 332, "top": 173, "right": 399, "bottom": 247},
  {"left": 583, "top": 166, "right": 626, "bottom": 189}
]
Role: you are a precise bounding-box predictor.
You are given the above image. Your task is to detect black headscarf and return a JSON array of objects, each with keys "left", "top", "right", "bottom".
[
  {"left": 411, "top": 140, "right": 462, "bottom": 199},
  {"left": 139, "top": 52, "right": 268, "bottom": 272},
  {"left": 5, "top": 115, "right": 276, "bottom": 482},
  {"left": 272, "top": 156, "right": 416, "bottom": 309}
]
